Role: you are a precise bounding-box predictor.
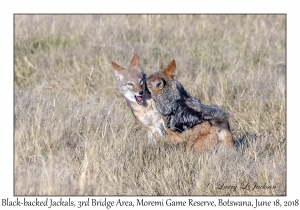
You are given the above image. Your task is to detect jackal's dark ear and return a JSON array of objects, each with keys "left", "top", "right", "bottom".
[
  {"left": 162, "top": 59, "right": 176, "bottom": 79},
  {"left": 130, "top": 53, "right": 139, "bottom": 70}
]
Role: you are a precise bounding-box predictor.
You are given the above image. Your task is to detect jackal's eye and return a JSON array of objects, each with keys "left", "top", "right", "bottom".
[
  {"left": 139, "top": 79, "right": 144, "bottom": 85},
  {"left": 127, "top": 82, "right": 133, "bottom": 86}
]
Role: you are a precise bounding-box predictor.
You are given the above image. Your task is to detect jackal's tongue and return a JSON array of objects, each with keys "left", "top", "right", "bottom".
[{"left": 135, "top": 96, "right": 143, "bottom": 105}]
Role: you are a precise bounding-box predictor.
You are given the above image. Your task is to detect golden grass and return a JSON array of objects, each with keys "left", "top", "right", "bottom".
[{"left": 14, "top": 14, "right": 286, "bottom": 195}]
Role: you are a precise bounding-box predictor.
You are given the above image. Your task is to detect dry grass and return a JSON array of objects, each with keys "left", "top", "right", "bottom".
[{"left": 14, "top": 14, "right": 286, "bottom": 195}]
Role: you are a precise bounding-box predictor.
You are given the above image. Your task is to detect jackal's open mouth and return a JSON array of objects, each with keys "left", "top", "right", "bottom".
[{"left": 135, "top": 95, "right": 143, "bottom": 105}]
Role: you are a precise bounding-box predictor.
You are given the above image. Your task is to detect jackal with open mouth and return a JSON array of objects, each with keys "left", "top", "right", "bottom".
[{"left": 111, "top": 53, "right": 182, "bottom": 142}]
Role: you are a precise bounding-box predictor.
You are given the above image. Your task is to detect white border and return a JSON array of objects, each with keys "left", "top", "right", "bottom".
[{"left": 2, "top": 1, "right": 299, "bottom": 209}]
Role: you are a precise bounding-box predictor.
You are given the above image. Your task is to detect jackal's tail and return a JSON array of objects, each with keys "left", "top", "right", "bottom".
[{"left": 201, "top": 105, "right": 230, "bottom": 129}]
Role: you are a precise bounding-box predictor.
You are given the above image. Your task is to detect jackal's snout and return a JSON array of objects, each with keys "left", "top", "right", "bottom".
[{"left": 134, "top": 89, "right": 144, "bottom": 105}]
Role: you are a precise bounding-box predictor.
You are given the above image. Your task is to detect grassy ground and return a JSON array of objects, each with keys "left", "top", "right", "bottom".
[{"left": 14, "top": 15, "right": 286, "bottom": 195}]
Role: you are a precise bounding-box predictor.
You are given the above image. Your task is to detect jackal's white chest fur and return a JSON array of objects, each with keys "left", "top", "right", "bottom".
[
  {"left": 139, "top": 99, "right": 163, "bottom": 125},
  {"left": 130, "top": 97, "right": 166, "bottom": 137}
]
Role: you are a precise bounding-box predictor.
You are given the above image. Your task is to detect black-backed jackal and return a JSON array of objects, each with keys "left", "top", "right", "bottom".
[
  {"left": 111, "top": 54, "right": 182, "bottom": 142},
  {"left": 146, "top": 59, "right": 233, "bottom": 151}
]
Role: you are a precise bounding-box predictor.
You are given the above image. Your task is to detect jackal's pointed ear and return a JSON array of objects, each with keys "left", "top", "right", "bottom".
[
  {"left": 162, "top": 59, "right": 176, "bottom": 79},
  {"left": 111, "top": 61, "right": 125, "bottom": 79},
  {"left": 152, "top": 79, "right": 165, "bottom": 90},
  {"left": 111, "top": 61, "right": 124, "bottom": 72},
  {"left": 130, "top": 53, "right": 139, "bottom": 70}
]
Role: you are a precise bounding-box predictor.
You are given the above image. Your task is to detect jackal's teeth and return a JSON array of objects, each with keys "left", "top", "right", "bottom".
[{"left": 135, "top": 95, "right": 143, "bottom": 105}]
